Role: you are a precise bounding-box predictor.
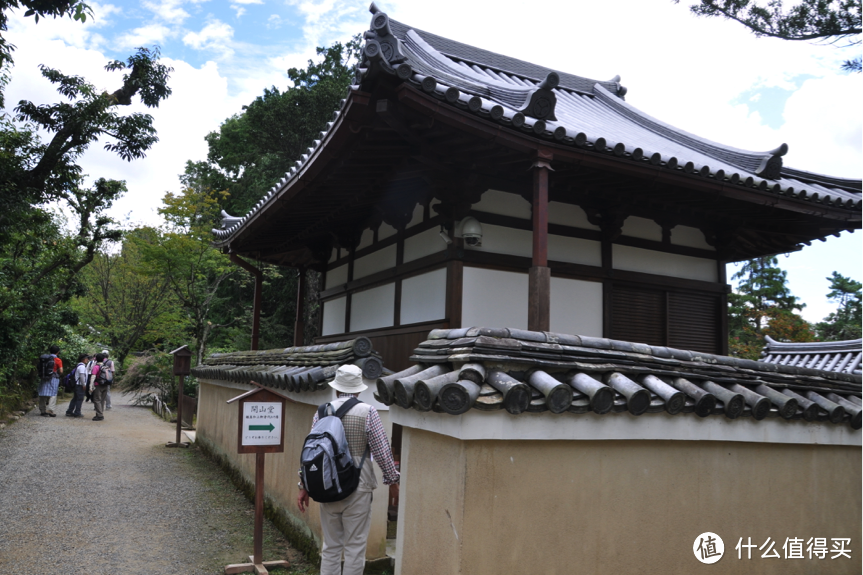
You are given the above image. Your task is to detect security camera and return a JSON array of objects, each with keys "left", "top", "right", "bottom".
[
  {"left": 439, "top": 225, "right": 452, "bottom": 245},
  {"left": 460, "top": 217, "right": 482, "bottom": 247}
]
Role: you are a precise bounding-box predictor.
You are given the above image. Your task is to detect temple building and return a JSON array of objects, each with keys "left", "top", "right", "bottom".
[{"left": 195, "top": 5, "right": 861, "bottom": 574}]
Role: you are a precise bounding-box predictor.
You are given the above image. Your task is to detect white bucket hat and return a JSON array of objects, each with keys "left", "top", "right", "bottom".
[{"left": 329, "top": 364, "right": 367, "bottom": 394}]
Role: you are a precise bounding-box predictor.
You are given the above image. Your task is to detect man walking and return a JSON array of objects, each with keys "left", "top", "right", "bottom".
[
  {"left": 37, "top": 345, "right": 63, "bottom": 417},
  {"left": 296, "top": 364, "right": 399, "bottom": 575},
  {"left": 101, "top": 350, "right": 115, "bottom": 410},
  {"left": 65, "top": 353, "right": 90, "bottom": 418}
]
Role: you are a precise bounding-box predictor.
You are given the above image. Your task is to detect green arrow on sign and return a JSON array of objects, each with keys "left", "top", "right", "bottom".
[{"left": 249, "top": 423, "right": 275, "bottom": 432}]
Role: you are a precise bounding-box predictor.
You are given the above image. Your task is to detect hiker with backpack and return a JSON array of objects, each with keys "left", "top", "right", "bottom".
[
  {"left": 89, "top": 353, "right": 110, "bottom": 421},
  {"left": 101, "top": 350, "right": 115, "bottom": 410},
  {"left": 37, "top": 345, "right": 64, "bottom": 417},
  {"left": 64, "top": 353, "right": 90, "bottom": 418},
  {"left": 296, "top": 364, "right": 399, "bottom": 575}
]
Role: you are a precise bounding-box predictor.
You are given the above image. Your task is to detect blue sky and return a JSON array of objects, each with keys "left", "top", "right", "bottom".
[{"left": 4, "top": 0, "right": 861, "bottom": 324}]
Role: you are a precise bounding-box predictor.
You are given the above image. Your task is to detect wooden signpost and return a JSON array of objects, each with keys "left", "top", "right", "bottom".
[
  {"left": 224, "top": 382, "right": 291, "bottom": 575},
  {"left": 167, "top": 345, "right": 192, "bottom": 448}
]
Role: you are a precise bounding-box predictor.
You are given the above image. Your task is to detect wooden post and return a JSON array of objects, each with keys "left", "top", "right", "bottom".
[
  {"left": 230, "top": 255, "right": 263, "bottom": 351},
  {"left": 167, "top": 345, "right": 192, "bottom": 448},
  {"left": 253, "top": 452, "right": 265, "bottom": 564},
  {"left": 294, "top": 268, "right": 306, "bottom": 347},
  {"left": 176, "top": 374, "right": 184, "bottom": 444},
  {"left": 529, "top": 151, "right": 552, "bottom": 332}
]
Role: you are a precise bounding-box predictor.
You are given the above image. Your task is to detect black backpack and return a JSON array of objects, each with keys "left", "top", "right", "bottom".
[
  {"left": 300, "top": 398, "right": 369, "bottom": 503},
  {"left": 61, "top": 370, "right": 77, "bottom": 393},
  {"left": 37, "top": 354, "right": 55, "bottom": 379}
]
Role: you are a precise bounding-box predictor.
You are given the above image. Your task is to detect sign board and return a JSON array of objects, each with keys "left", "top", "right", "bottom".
[{"left": 228, "top": 385, "right": 287, "bottom": 454}]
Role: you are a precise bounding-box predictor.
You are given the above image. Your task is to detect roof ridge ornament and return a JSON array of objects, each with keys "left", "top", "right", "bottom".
[
  {"left": 220, "top": 210, "right": 243, "bottom": 229},
  {"left": 518, "top": 72, "right": 559, "bottom": 121},
  {"left": 360, "top": 3, "right": 411, "bottom": 86},
  {"left": 755, "top": 143, "right": 788, "bottom": 180}
]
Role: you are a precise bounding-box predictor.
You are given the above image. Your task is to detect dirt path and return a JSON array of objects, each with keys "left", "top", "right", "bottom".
[{"left": 0, "top": 392, "right": 311, "bottom": 575}]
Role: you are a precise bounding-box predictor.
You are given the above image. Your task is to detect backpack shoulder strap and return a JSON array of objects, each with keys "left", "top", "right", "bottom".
[
  {"left": 317, "top": 402, "right": 332, "bottom": 420},
  {"left": 334, "top": 397, "right": 361, "bottom": 419}
]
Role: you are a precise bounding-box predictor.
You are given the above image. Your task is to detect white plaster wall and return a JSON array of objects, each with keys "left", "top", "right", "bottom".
[
  {"left": 350, "top": 283, "right": 395, "bottom": 331},
  {"left": 322, "top": 296, "right": 346, "bottom": 336},
  {"left": 472, "top": 189, "right": 531, "bottom": 219},
  {"left": 404, "top": 226, "right": 445, "bottom": 263},
  {"left": 462, "top": 267, "right": 528, "bottom": 329},
  {"left": 325, "top": 264, "right": 348, "bottom": 289},
  {"left": 353, "top": 244, "right": 397, "bottom": 280},
  {"left": 405, "top": 203, "right": 424, "bottom": 229},
  {"left": 613, "top": 245, "right": 718, "bottom": 282},
  {"left": 550, "top": 277, "right": 603, "bottom": 336},
  {"left": 548, "top": 234, "right": 602, "bottom": 266},
  {"left": 465, "top": 223, "right": 532, "bottom": 258},
  {"left": 621, "top": 216, "right": 662, "bottom": 242},
  {"left": 548, "top": 201, "right": 598, "bottom": 229},
  {"left": 401, "top": 268, "right": 447, "bottom": 325},
  {"left": 356, "top": 227, "right": 374, "bottom": 251},
  {"left": 672, "top": 225, "right": 714, "bottom": 250},
  {"left": 378, "top": 223, "right": 397, "bottom": 241}
]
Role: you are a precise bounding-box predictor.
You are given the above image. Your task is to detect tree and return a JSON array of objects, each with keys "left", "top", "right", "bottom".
[
  {"left": 205, "top": 38, "right": 360, "bottom": 215},
  {"left": 0, "top": 0, "right": 92, "bottom": 105},
  {"left": 71, "top": 228, "right": 183, "bottom": 365},
  {"left": 678, "top": 0, "right": 862, "bottom": 72},
  {"left": 815, "top": 272, "right": 862, "bottom": 340},
  {"left": 728, "top": 256, "right": 814, "bottom": 358},
  {"left": 0, "top": 4, "right": 172, "bottom": 409},
  {"left": 140, "top": 186, "right": 236, "bottom": 366}
]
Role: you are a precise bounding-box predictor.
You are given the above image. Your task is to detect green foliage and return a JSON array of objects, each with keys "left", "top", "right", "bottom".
[
  {"left": 206, "top": 38, "right": 360, "bottom": 215},
  {"left": 728, "top": 256, "right": 814, "bottom": 358},
  {"left": 71, "top": 227, "right": 184, "bottom": 365},
  {"left": 678, "top": 0, "right": 862, "bottom": 71},
  {"left": 120, "top": 350, "right": 196, "bottom": 407},
  {"left": 0, "top": 0, "right": 93, "bottom": 106},
  {"left": 0, "top": 3, "right": 172, "bottom": 408},
  {"left": 815, "top": 271, "right": 862, "bottom": 340},
  {"left": 138, "top": 185, "right": 236, "bottom": 365}
]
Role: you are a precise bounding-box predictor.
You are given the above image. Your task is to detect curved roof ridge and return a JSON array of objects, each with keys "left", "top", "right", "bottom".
[
  {"left": 388, "top": 18, "right": 618, "bottom": 96},
  {"left": 780, "top": 166, "right": 862, "bottom": 192},
  {"left": 764, "top": 335, "right": 863, "bottom": 353},
  {"left": 593, "top": 84, "right": 783, "bottom": 174}
]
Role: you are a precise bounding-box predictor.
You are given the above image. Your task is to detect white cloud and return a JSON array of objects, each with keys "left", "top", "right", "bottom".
[
  {"left": 267, "top": 14, "right": 283, "bottom": 29},
  {"left": 183, "top": 20, "right": 235, "bottom": 55},
  {"left": 116, "top": 23, "right": 173, "bottom": 49},
  {"left": 233, "top": 0, "right": 263, "bottom": 4},
  {"left": 142, "top": 0, "right": 190, "bottom": 25},
  {"left": 233, "top": 6, "right": 247, "bottom": 17}
]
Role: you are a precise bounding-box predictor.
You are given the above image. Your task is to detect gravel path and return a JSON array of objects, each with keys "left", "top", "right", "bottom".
[{"left": 0, "top": 392, "right": 307, "bottom": 575}]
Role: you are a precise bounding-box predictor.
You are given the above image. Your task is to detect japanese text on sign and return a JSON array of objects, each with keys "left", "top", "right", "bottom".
[{"left": 241, "top": 401, "right": 282, "bottom": 446}]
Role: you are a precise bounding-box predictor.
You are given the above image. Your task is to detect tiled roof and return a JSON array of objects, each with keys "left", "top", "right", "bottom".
[
  {"left": 191, "top": 338, "right": 384, "bottom": 392},
  {"left": 211, "top": 7, "right": 860, "bottom": 245},
  {"left": 760, "top": 336, "right": 862, "bottom": 375},
  {"left": 374, "top": 327, "right": 862, "bottom": 429}
]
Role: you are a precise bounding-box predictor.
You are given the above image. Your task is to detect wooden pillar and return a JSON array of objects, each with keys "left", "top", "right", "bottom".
[
  {"left": 529, "top": 151, "right": 552, "bottom": 332},
  {"left": 230, "top": 254, "right": 262, "bottom": 351},
  {"left": 294, "top": 268, "right": 306, "bottom": 347},
  {"left": 446, "top": 254, "right": 464, "bottom": 329}
]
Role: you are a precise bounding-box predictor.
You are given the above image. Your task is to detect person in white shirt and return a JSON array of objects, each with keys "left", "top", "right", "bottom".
[
  {"left": 64, "top": 353, "right": 89, "bottom": 418},
  {"left": 101, "top": 350, "right": 115, "bottom": 410}
]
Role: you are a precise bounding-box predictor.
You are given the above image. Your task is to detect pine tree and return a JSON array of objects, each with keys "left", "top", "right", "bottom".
[
  {"left": 728, "top": 256, "right": 814, "bottom": 358},
  {"left": 815, "top": 272, "right": 862, "bottom": 341}
]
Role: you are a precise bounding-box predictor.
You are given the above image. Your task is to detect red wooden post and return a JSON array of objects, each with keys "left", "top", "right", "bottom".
[
  {"left": 529, "top": 150, "right": 552, "bottom": 332},
  {"left": 230, "top": 255, "right": 263, "bottom": 351},
  {"left": 294, "top": 268, "right": 305, "bottom": 347}
]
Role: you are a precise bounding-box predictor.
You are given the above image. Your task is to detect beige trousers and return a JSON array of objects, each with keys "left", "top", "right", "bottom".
[
  {"left": 38, "top": 395, "right": 57, "bottom": 414},
  {"left": 319, "top": 489, "right": 373, "bottom": 575},
  {"left": 92, "top": 386, "right": 108, "bottom": 418}
]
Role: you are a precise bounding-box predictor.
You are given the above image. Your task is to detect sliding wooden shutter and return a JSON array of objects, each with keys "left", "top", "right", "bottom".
[
  {"left": 610, "top": 285, "right": 666, "bottom": 347},
  {"left": 609, "top": 284, "right": 721, "bottom": 354},
  {"left": 668, "top": 291, "right": 720, "bottom": 354}
]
